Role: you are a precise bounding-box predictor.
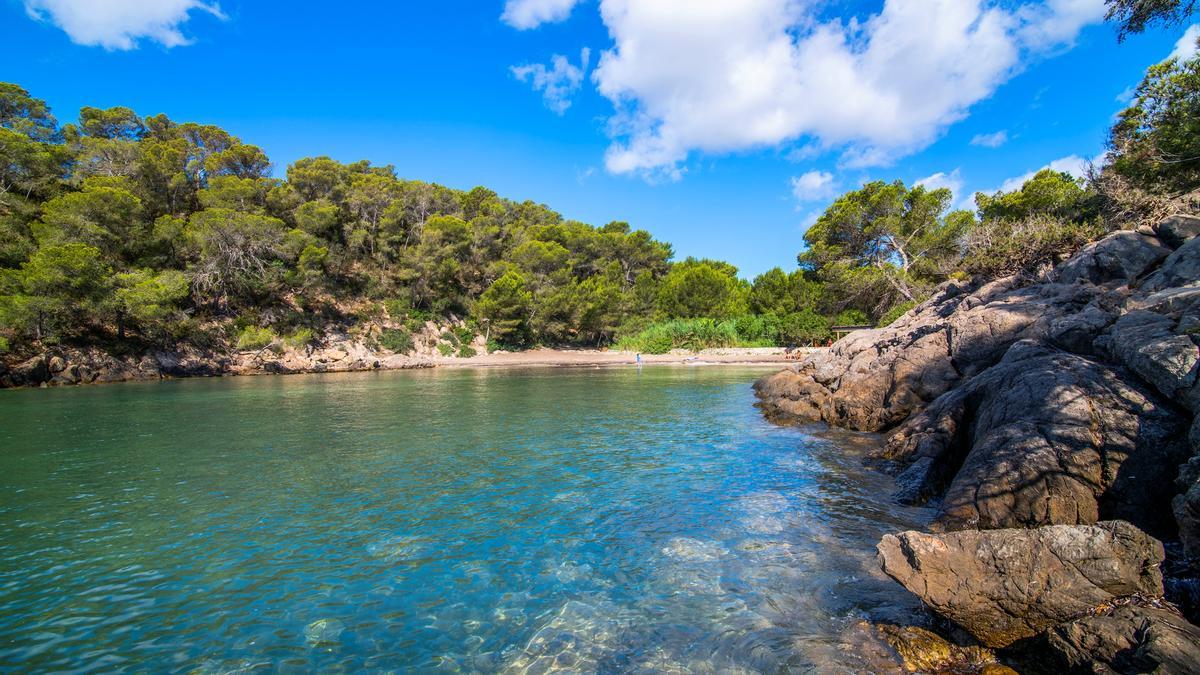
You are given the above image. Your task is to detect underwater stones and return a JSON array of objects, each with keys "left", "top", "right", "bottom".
[
  {"left": 304, "top": 618, "right": 345, "bottom": 646},
  {"left": 870, "top": 623, "right": 1015, "bottom": 674},
  {"left": 876, "top": 521, "right": 1164, "bottom": 648}
]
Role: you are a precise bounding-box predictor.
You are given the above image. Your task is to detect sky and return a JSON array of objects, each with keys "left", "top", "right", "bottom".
[{"left": 0, "top": 0, "right": 1192, "bottom": 278}]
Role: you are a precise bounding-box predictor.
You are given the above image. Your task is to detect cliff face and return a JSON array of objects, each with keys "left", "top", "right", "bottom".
[{"left": 756, "top": 215, "right": 1200, "bottom": 672}]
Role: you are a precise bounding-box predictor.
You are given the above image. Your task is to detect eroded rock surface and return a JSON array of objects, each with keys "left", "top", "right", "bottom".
[
  {"left": 876, "top": 522, "right": 1164, "bottom": 648},
  {"left": 876, "top": 341, "right": 1187, "bottom": 536},
  {"left": 1041, "top": 604, "right": 1200, "bottom": 674}
]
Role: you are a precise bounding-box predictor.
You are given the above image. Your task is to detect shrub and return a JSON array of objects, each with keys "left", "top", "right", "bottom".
[
  {"left": 436, "top": 342, "right": 455, "bottom": 357},
  {"left": 833, "top": 309, "right": 870, "bottom": 326},
  {"left": 963, "top": 215, "right": 1105, "bottom": 278},
  {"left": 616, "top": 318, "right": 742, "bottom": 353},
  {"left": 379, "top": 327, "right": 414, "bottom": 354},
  {"left": 236, "top": 325, "right": 275, "bottom": 351},
  {"left": 0, "top": 335, "right": 8, "bottom": 354},
  {"left": 457, "top": 344, "right": 477, "bottom": 358},
  {"left": 382, "top": 298, "right": 409, "bottom": 319},
  {"left": 778, "top": 310, "right": 831, "bottom": 346},
  {"left": 454, "top": 326, "right": 474, "bottom": 346},
  {"left": 877, "top": 301, "right": 917, "bottom": 328},
  {"left": 284, "top": 328, "right": 315, "bottom": 348}
]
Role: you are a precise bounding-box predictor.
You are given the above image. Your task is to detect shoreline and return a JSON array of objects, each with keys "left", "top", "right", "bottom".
[{"left": 0, "top": 347, "right": 813, "bottom": 389}]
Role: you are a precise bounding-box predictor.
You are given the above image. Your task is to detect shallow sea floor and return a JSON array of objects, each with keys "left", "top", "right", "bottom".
[{"left": 0, "top": 366, "right": 932, "bottom": 672}]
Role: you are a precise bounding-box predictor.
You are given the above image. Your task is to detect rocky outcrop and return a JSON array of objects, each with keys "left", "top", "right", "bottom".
[
  {"left": 876, "top": 341, "right": 1187, "bottom": 536},
  {"left": 1041, "top": 604, "right": 1200, "bottom": 674},
  {"left": 758, "top": 215, "right": 1200, "bottom": 670},
  {"left": 754, "top": 279, "right": 1108, "bottom": 432},
  {"left": 869, "top": 623, "right": 1016, "bottom": 674},
  {"left": 877, "top": 521, "right": 1164, "bottom": 648}
]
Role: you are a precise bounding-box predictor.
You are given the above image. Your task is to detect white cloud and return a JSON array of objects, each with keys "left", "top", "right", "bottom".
[
  {"left": 502, "top": 0, "right": 582, "bottom": 30},
  {"left": 511, "top": 48, "right": 592, "bottom": 115},
  {"left": 24, "top": 0, "right": 223, "bottom": 50},
  {"left": 790, "top": 170, "right": 837, "bottom": 202},
  {"left": 1170, "top": 24, "right": 1200, "bottom": 62},
  {"left": 916, "top": 169, "right": 964, "bottom": 199},
  {"left": 587, "top": 0, "right": 1105, "bottom": 178},
  {"left": 970, "top": 130, "right": 1009, "bottom": 148}
]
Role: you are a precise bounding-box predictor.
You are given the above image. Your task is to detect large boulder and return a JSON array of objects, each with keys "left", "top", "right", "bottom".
[
  {"left": 1041, "top": 604, "right": 1200, "bottom": 674},
  {"left": 1057, "top": 230, "right": 1171, "bottom": 286},
  {"left": 1104, "top": 310, "right": 1200, "bottom": 412},
  {"left": 875, "top": 342, "right": 1188, "bottom": 535},
  {"left": 1153, "top": 213, "right": 1200, "bottom": 249},
  {"left": 1141, "top": 235, "right": 1200, "bottom": 293},
  {"left": 876, "top": 521, "right": 1164, "bottom": 648}
]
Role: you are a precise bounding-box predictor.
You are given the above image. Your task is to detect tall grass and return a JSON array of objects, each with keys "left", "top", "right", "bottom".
[{"left": 615, "top": 318, "right": 774, "bottom": 354}]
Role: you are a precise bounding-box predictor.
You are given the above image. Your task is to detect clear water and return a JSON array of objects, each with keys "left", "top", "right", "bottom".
[{"left": 0, "top": 366, "right": 932, "bottom": 673}]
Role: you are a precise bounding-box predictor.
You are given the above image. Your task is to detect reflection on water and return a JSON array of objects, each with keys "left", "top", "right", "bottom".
[{"left": 0, "top": 367, "right": 932, "bottom": 672}]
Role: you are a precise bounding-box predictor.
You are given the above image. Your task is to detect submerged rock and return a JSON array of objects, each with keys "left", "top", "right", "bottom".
[
  {"left": 870, "top": 623, "right": 1016, "bottom": 674},
  {"left": 876, "top": 521, "right": 1164, "bottom": 648}
]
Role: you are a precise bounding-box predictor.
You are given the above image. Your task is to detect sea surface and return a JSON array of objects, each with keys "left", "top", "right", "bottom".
[{"left": 0, "top": 366, "right": 932, "bottom": 673}]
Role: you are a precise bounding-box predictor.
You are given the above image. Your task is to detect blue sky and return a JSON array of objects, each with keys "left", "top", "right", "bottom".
[{"left": 0, "top": 0, "right": 1190, "bottom": 278}]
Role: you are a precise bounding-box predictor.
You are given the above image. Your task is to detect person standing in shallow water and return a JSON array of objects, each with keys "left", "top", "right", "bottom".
[{"left": 636, "top": 353, "right": 642, "bottom": 366}]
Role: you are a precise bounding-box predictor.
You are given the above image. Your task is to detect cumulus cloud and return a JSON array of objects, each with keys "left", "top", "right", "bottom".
[
  {"left": 916, "top": 169, "right": 965, "bottom": 199},
  {"left": 586, "top": 0, "right": 1105, "bottom": 178},
  {"left": 970, "top": 130, "right": 1009, "bottom": 148},
  {"left": 512, "top": 48, "right": 591, "bottom": 115},
  {"left": 502, "top": 0, "right": 582, "bottom": 29},
  {"left": 1170, "top": 24, "right": 1200, "bottom": 62},
  {"left": 24, "top": 0, "right": 224, "bottom": 50},
  {"left": 790, "top": 170, "right": 837, "bottom": 202}
]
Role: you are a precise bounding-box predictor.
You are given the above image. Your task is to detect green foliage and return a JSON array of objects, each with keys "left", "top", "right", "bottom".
[
  {"left": 832, "top": 309, "right": 870, "bottom": 326},
  {"left": 379, "top": 327, "right": 414, "bottom": 354},
  {"left": 657, "top": 258, "right": 749, "bottom": 319},
  {"left": 458, "top": 344, "right": 477, "bottom": 358},
  {"left": 876, "top": 301, "right": 917, "bottom": 327},
  {"left": 0, "top": 335, "right": 8, "bottom": 354},
  {"left": 436, "top": 342, "right": 455, "bottom": 357},
  {"left": 1108, "top": 46, "right": 1200, "bottom": 194},
  {"left": 235, "top": 325, "right": 275, "bottom": 351},
  {"left": 801, "top": 181, "right": 970, "bottom": 318},
  {"left": 474, "top": 271, "right": 532, "bottom": 346},
  {"left": 963, "top": 215, "right": 1105, "bottom": 277},
  {"left": 975, "top": 170, "right": 1096, "bottom": 223},
  {"left": 284, "top": 328, "right": 315, "bottom": 348},
  {"left": 1105, "top": 0, "right": 1196, "bottom": 40},
  {"left": 778, "top": 310, "right": 831, "bottom": 346}
]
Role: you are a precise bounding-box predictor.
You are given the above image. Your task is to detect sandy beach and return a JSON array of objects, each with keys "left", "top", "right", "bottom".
[{"left": 432, "top": 347, "right": 815, "bottom": 369}]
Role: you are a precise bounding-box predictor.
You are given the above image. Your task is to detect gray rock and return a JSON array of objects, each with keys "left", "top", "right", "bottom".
[
  {"left": 1142, "top": 235, "right": 1200, "bottom": 293},
  {"left": 1042, "top": 604, "right": 1200, "bottom": 674},
  {"left": 10, "top": 355, "right": 50, "bottom": 386},
  {"left": 876, "top": 341, "right": 1187, "bottom": 536},
  {"left": 1047, "top": 303, "right": 1116, "bottom": 354},
  {"left": 1058, "top": 230, "right": 1171, "bottom": 286},
  {"left": 1154, "top": 213, "right": 1200, "bottom": 248},
  {"left": 1106, "top": 310, "right": 1199, "bottom": 411},
  {"left": 876, "top": 521, "right": 1164, "bottom": 648}
]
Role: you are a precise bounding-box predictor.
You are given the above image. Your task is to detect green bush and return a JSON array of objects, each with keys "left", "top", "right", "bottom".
[
  {"left": 778, "top": 310, "right": 831, "bottom": 346},
  {"left": 963, "top": 215, "right": 1104, "bottom": 278},
  {"left": 382, "top": 298, "right": 409, "bottom": 319},
  {"left": 436, "top": 342, "right": 455, "bottom": 357},
  {"left": 458, "top": 344, "right": 477, "bottom": 358},
  {"left": 236, "top": 325, "right": 276, "bottom": 351},
  {"left": 379, "top": 327, "right": 414, "bottom": 354},
  {"left": 877, "top": 301, "right": 917, "bottom": 328},
  {"left": 0, "top": 335, "right": 8, "bottom": 354},
  {"left": 454, "top": 326, "right": 474, "bottom": 346},
  {"left": 833, "top": 309, "right": 870, "bottom": 326},
  {"left": 284, "top": 328, "right": 315, "bottom": 348}
]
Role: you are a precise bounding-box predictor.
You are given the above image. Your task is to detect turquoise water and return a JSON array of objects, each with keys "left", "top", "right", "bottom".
[{"left": 0, "top": 366, "right": 931, "bottom": 672}]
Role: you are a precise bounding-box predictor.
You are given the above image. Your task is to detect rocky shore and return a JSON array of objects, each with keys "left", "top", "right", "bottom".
[{"left": 755, "top": 215, "right": 1200, "bottom": 672}]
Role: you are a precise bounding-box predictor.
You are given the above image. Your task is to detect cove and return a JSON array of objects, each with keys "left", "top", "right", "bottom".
[{"left": 0, "top": 366, "right": 932, "bottom": 672}]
